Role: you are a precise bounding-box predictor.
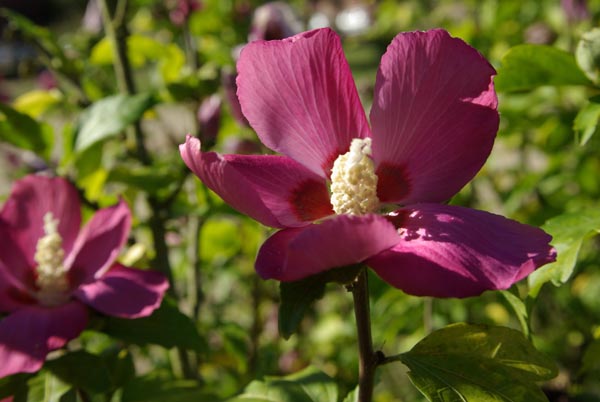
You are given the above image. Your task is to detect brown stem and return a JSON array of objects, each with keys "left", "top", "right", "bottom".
[{"left": 351, "top": 269, "right": 377, "bottom": 402}]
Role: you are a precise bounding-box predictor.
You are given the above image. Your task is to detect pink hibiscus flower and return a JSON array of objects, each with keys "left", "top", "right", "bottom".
[
  {"left": 180, "top": 28, "right": 555, "bottom": 297},
  {"left": 0, "top": 175, "right": 168, "bottom": 378}
]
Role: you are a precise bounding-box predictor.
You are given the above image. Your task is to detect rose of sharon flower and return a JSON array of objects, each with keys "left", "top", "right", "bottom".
[
  {"left": 180, "top": 28, "right": 556, "bottom": 297},
  {"left": 0, "top": 175, "right": 168, "bottom": 378}
]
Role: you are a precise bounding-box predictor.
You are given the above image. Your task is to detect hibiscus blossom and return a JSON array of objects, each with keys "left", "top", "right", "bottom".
[
  {"left": 0, "top": 175, "right": 168, "bottom": 378},
  {"left": 180, "top": 28, "right": 555, "bottom": 297}
]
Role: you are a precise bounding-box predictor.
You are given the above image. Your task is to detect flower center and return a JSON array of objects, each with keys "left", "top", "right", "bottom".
[
  {"left": 330, "top": 137, "right": 380, "bottom": 215},
  {"left": 34, "top": 212, "right": 69, "bottom": 307}
]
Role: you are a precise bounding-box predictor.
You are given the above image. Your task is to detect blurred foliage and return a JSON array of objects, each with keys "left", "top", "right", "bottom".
[{"left": 1, "top": 0, "right": 600, "bottom": 401}]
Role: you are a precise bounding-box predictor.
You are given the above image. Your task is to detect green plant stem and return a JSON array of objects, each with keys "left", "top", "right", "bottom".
[
  {"left": 98, "top": 0, "right": 151, "bottom": 165},
  {"left": 351, "top": 269, "right": 377, "bottom": 402},
  {"left": 98, "top": 0, "right": 195, "bottom": 379}
]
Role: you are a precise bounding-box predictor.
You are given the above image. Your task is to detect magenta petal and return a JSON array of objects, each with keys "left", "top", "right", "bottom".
[
  {"left": 74, "top": 264, "right": 168, "bottom": 318},
  {"left": 367, "top": 204, "right": 556, "bottom": 298},
  {"left": 0, "top": 258, "right": 36, "bottom": 313},
  {"left": 0, "top": 176, "right": 81, "bottom": 269},
  {"left": 65, "top": 200, "right": 131, "bottom": 284},
  {"left": 256, "top": 214, "right": 400, "bottom": 281},
  {"left": 180, "top": 136, "right": 333, "bottom": 228},
  {"left": 370, "top": 29, "right": 498, "bottom": 204},
  {"left": 0, "top": 301, "right": 88, "bottom": 378},
  {"left": 237, "top": 28, "right": 370, "bottom": 177}
]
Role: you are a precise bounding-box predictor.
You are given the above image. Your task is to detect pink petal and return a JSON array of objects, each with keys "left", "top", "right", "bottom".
[
  {"left": 256, "top": 214, "right": 400, "bottom": 281},
  {"left": 180, "top": 136, "right": 333, "bottom": 228},
  {"left": 367, "top": 204, "right": 556, "bottom": 298},
  {"left": 73, "top": 264, "right": 168, "bottom": 318},
  {"left": 0, "top": 301, "right": 88, "bottom": 378},
  {"left": 370, "top": 29, "right": 498, "bottom": 204},
  {"left": 0, "top": 258, "right": 36, "bottom": 313},
  {"left": 0, "top": 176, "right": 81, "bottom": 269},
  {"left": 65, "top": 200, "right": 131, "bottom": 284},
  {"left": 237, "top": 28, "right": 370, "bottom": 177}
]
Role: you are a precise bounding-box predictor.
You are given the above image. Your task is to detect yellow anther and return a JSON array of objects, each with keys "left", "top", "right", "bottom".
[
  {"left": 330, "top": 138, "right": 380, "bottom": 215},
  {"left": 34, "top": 212, "right": 69, "bottom": 306}
]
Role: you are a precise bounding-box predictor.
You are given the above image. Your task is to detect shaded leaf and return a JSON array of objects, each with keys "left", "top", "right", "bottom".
[
  {"left": 45, "top": 351, "right": 112, "bottom": 394},
  {"left": 108, "top": 164, "right": 181, "bottom": 194},
  {"left": 227, "top": 366, "right": 338, "bottom": 402},
  {"left": 581, "top": 339, "right": 600, "bottom": 375},
  {"left": 74, "top": 93, "right": 155, "bottom": 152},
  {"left": 0, "top": 103, "right": 52, "bottom": 156},
  {"left": 574, "top": 96, "right": 600, "bottom": 145},
  {"left": 528, "top": 209, "right": 600, "bottom": 297},
  {"left": 576, "top": 28, "right": 600, "bottom": 83},
  {"left": 103, "top": 298, "right": 205, "bottom": 352},
  {"left": 398, "top": 323, "right": 556, "bottom": 402},
  {"left": 496, "top": 45, "right": 591, "bottom": 92},
  {"left": 279, "top": 265, "right": 361, "bottom": 339},
  {"left": 122, "top": 376, "right": 217, "bottom": 402},
  {"left": 0, "top": 374, "right": 30, "bottom": 401}
]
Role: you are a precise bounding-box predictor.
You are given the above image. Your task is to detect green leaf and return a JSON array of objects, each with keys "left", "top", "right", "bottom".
[
  {"left": 228, "top": 366, "right": 338, "bottom": 402},
  {"left": 496, "top": 44, "right": 591, "bottom": 92},
  {"left": 122, "top": 375, "right": 217, "bottom": 402},
  {"left": 398, "top": 323, "right": 557, "bottom": 402},
  {"left": 26, "top": 371, "right": 70, "bottom": 402},
  {"left": 528, "top": 209, "right": 600, "bottom": 297},
  {"left": 58, "top": 388, "right": 77, "bottom": 402},
  {"left": 13, "top": 89, "right": 62, "bottom": 118},
  {"left": 74, "top": 93, "right": 155, "bottom": 153},
  {"left": 0, "top": 103, "right": 52, "bottom": 157},
  {"left": 576, "top": 28, "right": 600, "bottom": 83},
  {"left": 581, "top": 339, "right": 600, "bottom": 374},
  {"left": 102, "top": 348, "right": 136, "bottom": 389},
  {"left": 341, "top": 387, "right": 358, "bottom": 402},
  {"left": 574, "top": 96, "right": 600, "bottom": 145},
  {"left": 45, "top": 351, "right": 112, "bottom": 394},
  {"left": 500, "top": 290, "right": 530, "bottom": 337},
  {"left": 279, "top": 265, "right": 361, "bottom": 339},
  {"left": 103, "top": 298, "right": 205, "bottom": 351},
  {"left": 108, "top": 164, "right": 181, "bottom": 194},
  {"left": 0, "top": 374, "right": 31, "bottom": 400}
]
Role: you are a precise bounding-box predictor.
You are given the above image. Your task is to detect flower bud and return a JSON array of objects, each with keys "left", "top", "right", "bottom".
[
  {"left": 221, "top": 68, "right": 249, "bottom": 127},
  {"left": 249, "top": 2, "right": 302, "bottom": 42},
  {"left": 562, "top": 0, "right": 589, "bottom": 23},
  {"left": 169, "top": 0, "right": 202, "bottom": 26},
  {"left": 197, "top": 94, "right": 221, "bottom": 146}
]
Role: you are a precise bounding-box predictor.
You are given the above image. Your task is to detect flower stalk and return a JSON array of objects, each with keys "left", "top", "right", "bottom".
[{"left": 351, "top": 269, "right": 377, "bottom": 402}]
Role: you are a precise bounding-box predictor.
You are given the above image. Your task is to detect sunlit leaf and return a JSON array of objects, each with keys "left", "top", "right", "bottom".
[
  {"left": 496, "top": 45, "right": 591, "bottom": 92},
  {"left": 103, "top": 298, "right": 205, "bottom": 352},
  {"left": 90, "top": 35, "right": 185, "bottom": 84},
  {"left": 528, "top": 209, "right": 600, "bottom": 297},
  {"left": 26, "top": 371, "right": 70, "bottom": 402},
  {"left": 74, "top": 93, "right": 155, "bottom": 152},
  {"left": 574, "top": 96, "right": 600, "bottom": 145},
  {"left": 227, "top": 366, "right": 338, "bottom": 402},
  {"left": 398, "top": 323, "right": 557, "bottom": 402},
  {"left": 341, "top": 387, "right": 358, "bottom": 402},
  {"left": 576, "top": 28, "right": 600, "bottom": 83},
  {"left": 12, "top": 89, "right": 62, "bottom": 118},
  {"left": 500, "top": 290, "right": 530, "bottom": 337}
]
